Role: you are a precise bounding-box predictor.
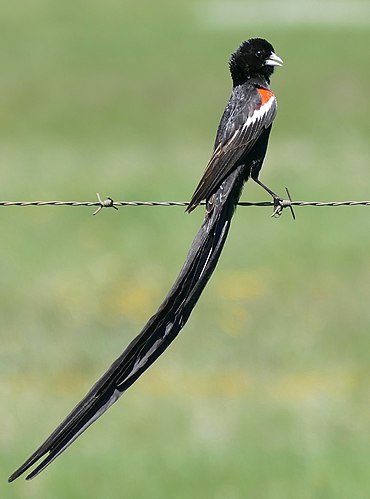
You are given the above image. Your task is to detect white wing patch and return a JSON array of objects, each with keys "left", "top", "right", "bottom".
[{"left": 242, "top": 94, "right": 276, "bottom": 132}]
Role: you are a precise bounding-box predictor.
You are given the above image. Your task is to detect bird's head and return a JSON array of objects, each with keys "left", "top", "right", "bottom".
[{"left": 229, "top": 38, "right": 283, "bottom": 86}]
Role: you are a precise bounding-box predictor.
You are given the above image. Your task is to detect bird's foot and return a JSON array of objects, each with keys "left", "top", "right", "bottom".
[{"left": 271, "top": 188, "right": 295, "bottom": 220}]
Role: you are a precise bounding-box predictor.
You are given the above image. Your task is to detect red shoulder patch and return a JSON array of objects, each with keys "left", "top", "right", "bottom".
[{"left": 257, "top": 88, "right": 275, "bottom": 106}]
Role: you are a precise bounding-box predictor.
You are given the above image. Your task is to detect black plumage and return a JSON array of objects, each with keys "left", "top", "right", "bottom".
[
  {"left": 9, "top": 37, "right": 283, "bottom": 482},
  {"left": 187, "top": 38, "right": 281, "bottom": 212}
]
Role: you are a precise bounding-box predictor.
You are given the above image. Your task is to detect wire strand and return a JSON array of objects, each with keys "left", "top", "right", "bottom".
[{"left": 1, "top": 199, "right": 370, "bottom": 208}]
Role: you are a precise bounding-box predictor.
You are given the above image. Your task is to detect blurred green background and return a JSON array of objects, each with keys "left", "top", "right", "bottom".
[{"left": 1, "top": 1, "right": 369, "bottom": 497}]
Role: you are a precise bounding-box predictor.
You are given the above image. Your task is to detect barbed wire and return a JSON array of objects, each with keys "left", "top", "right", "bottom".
[{"left": 1, "top": 193, "right": 370, "bottom": 216}]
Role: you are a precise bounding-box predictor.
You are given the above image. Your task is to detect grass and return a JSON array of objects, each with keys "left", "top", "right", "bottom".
[{"left": 0, "top": 1, "right": 370, "bottom": 497}]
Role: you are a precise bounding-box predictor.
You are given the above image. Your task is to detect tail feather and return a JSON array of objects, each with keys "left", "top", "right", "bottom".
[{"left": 8, "top": 165, "right": 247, "bottom": 482}]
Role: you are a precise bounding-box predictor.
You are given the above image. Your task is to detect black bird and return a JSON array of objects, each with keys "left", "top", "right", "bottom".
[{"left": 9, "top": 37, "right": 283, "bottom": 482}]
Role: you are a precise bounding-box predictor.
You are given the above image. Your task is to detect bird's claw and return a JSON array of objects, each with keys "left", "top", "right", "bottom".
[{"left": 271, "top": 188, "right": 295, "bottom": 220}]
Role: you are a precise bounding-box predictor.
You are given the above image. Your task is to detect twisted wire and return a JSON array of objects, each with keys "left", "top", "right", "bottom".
[{"left": 1, "top": 199, "right": 370, "bottom": 208}]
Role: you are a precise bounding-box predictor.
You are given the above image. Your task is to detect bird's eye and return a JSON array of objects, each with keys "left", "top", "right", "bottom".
[{"left": 255, "top": 50, "right": 263, "bottom": 58}]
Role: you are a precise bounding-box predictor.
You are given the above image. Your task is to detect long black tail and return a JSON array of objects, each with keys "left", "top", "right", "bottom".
[{"left": 9, "top": 165, "right": 247, "bottom": 482}]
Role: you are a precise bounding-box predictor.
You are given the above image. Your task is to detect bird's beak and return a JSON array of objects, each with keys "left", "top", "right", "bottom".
[{"left": 265, "top": 52, "right": 283, "bottom": 67}]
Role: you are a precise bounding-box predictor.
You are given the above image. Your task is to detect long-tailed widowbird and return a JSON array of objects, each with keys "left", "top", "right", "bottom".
[{"left": 9, "top": 37, "right": 285, "bottom": 482}]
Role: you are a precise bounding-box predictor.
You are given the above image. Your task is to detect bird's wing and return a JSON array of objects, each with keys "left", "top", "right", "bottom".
[{"left": 187, "top": 87, "right": 277, "bottom": 212}]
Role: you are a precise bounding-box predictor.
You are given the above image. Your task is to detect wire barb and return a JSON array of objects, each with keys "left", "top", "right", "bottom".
[
  {"left": 93, "top": 193, "right": 119, "bottom": 216},
  {"left": 284, "top": 187, "right": 296, "bottom": 220}
]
